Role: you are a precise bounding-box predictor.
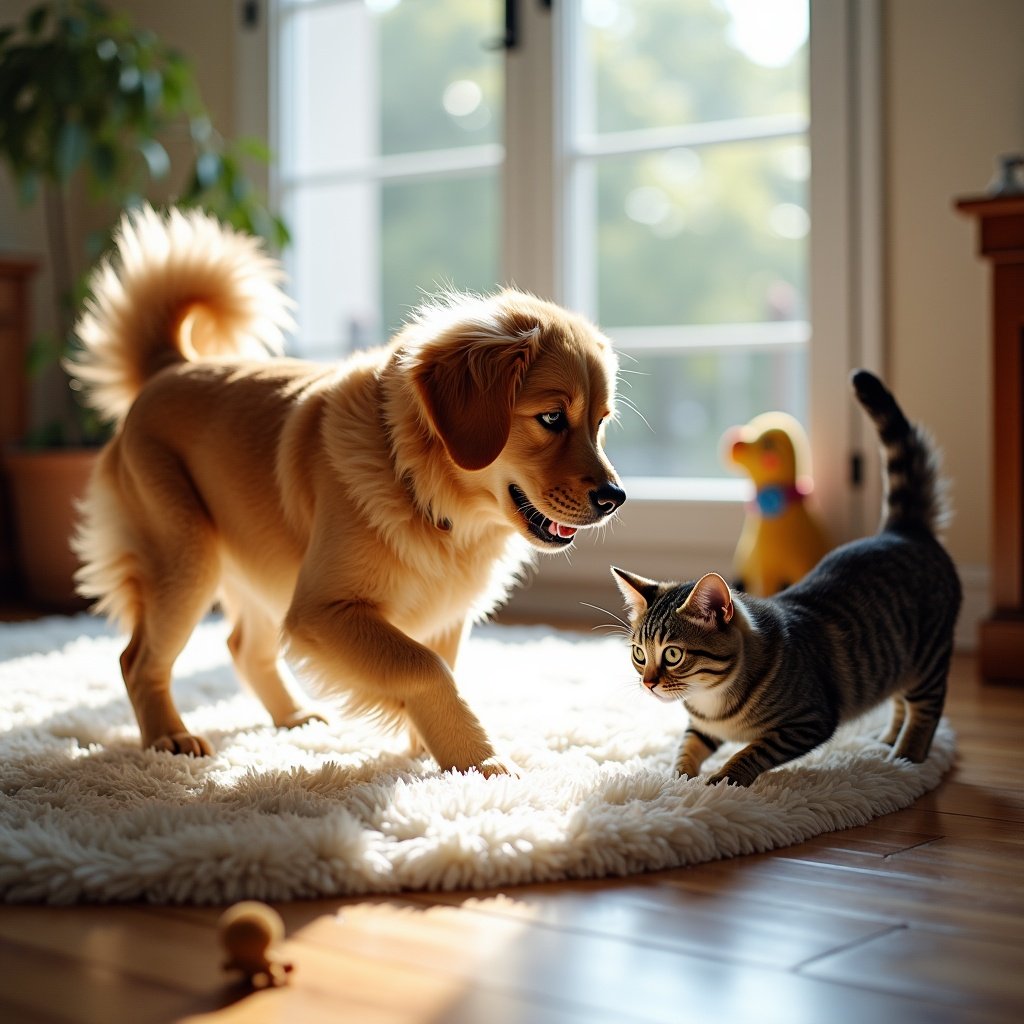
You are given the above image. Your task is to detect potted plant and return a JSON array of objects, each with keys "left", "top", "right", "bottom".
[{"left": 0, "top": 0, "right": 287, "bottom": 609}]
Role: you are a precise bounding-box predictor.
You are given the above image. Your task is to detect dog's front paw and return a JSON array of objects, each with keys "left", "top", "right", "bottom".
[
  {"left": 276, "top": 709, "right": 327, "bottom": 730},
  {"left": 151, "top": 732, "right": 213, "bottom": 757},
  {"left": 475, "top": 755, "right": 521, "bottom": 779}
]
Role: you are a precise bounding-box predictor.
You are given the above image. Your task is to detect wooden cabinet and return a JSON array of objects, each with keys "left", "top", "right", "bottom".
[
  {"left": 0, "top": 257, "right": 37, "bottom": 596},
  {"left": 956, "top": 195, "right": 1024, "bottom": 683}
]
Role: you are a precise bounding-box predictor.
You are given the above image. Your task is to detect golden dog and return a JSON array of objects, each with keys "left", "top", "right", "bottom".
[{"left": 68, "top": 206, "right": 625, "bottom": 776}]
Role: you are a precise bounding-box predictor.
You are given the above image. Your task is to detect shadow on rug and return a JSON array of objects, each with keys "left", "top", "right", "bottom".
[{"left": 0, "top": 615, "right": 954, "bottom": 904}]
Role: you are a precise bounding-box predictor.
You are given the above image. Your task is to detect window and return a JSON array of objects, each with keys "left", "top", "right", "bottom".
[
  {"left": 239, "top": 0, "right": 880, "bottom": 616},
  {"left": 276, "top": 0, "right": 505, "bottom": 357},
  {"left": 562, "top": 0, "right": 809, "bottom": 481}
]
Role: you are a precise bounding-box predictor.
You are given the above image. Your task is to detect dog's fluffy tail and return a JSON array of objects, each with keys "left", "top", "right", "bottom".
[{"left": 67, "top": 205, "right": 293, "bottom": 426}]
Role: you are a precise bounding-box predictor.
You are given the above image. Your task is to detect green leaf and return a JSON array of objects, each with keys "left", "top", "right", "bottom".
[
  {"left": 194, "top": 149, "right": 221, "bottom": 190},
  {"left": 26, "top": 332, "right": 64, "bottom": 377},
  {"left": 189, "top": 114, "right": 212, "bottom": 144},
  {"left": 138, "top": 138, "right": 170, "bottom": 179},
  {"left": 85, "top": 227, "right": 114, "bottom": 261},
  {"left": 119, "top": 65, "right": 140, "bottom": 93},
  {"left": 89, "top": 139, "right": 117, "bottom": 183},
  {"left": 17, "top": 172, "right": 38, "bottom": 205},
  {"left": 235, "top": 136, "right": 272, "bottom": 163},
  {"left": 24, "top": 420, "right": 68, "bottom": 449},
  {"left": 141, "top": 68, "right": 162, "bottom": 111},
  {"left": 95, "top": 37, "right": 118, "bottom": 61},
  {"left": 26, "top": 5, "right": 49, "bottom": 36},
  {"left": 273, "top": 216, "right": 292, "bottom": 249},
  {"left": 58, "top": 14, "right": 87, "bottom": 43},
  {"left": 54, "top": 119, "right": 87, "bottom": 181}
]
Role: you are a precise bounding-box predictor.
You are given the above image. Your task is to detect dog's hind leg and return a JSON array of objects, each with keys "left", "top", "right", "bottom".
[
  {"left": 121, "top": 546, "right": 221, "bottom": 756},
  {"left": 221, "top": 583, "right": 326, "bottom": 730},
  {"left": 108, "top": 449, "right": 225, "bottom": 756}
]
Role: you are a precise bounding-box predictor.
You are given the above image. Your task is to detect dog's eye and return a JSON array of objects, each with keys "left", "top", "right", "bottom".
[{"left": 537, "top": 411, "right": 567, "bottom": 432}]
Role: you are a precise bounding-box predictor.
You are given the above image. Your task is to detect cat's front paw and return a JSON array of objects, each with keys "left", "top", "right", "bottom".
[
  {"left": 675, "top": 757, "right": 703, "bottom": 778},
  {"left": 705, "top": 769, "right": 746, "bottom": 787}
]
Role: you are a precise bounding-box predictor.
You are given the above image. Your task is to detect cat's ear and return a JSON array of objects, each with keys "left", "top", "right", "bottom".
[
  {"left": 611, "top": 566, "right": 660, "bottom": 620},
  {"left": 678, "top": 572, "right": 734, "bottom": 627}
]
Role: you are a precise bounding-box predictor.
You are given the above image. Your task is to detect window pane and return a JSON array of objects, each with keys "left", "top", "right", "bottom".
[
  {"left": 568, "top": 0, "right": 811, "bottom": 481},
  {"left": 380, "top": 173, "right": 501, "bottom": 338},
  {"left": 378, "top": 0, "right": 503, "bottom": 157},
  {"left": 606, "top": 347, "right": 807, "bottom": 478},
  {"left": 580, "top": 0, "right": 808, "bottom": 136},
  {"left": 278, "top": 0, "right": 504, "bottom": 357},
  {"left": 594, "top": 138, "right": 808, "bottom": 328},
  {"left": 282, "top": 0, "right": 502, "bottom": 178},
  {"left": 281, "top": 3, "right": 380, "bottom": 178},
  {"left": 284, "top": 171, "right": 500, "bottom": 356},
  {"left": 284, "top": 182, "right": 381, "bottom": 357}
]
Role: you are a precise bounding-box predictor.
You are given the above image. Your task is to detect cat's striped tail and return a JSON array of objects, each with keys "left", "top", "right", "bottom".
[{"left": 851, "top": 369, "right": 951, "bottom": 536}]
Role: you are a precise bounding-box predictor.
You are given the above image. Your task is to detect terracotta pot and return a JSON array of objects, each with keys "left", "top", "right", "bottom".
[{"left": 3, "top": 447, "right": 98, "bottom": 610}]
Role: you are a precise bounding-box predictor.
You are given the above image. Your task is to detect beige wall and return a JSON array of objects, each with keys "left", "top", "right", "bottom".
[
  {"left": 885, "top": 0, "right": 1024, "bottom": 571},
  {"left": 3, "top": 1, "right": 1023, "bottom": 586}
]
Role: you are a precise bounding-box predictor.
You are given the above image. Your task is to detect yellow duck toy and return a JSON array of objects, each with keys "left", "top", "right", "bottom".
[{"left": 723, "top": 411, "right": 830, "bottom": 597}]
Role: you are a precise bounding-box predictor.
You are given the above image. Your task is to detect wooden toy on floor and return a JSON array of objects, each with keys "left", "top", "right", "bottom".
[
  {"left": 723, "top": 411, "right": 830, "bottom": 596},
  {"left": 219, "top": 901, "right": 294, "bottom": 988}
]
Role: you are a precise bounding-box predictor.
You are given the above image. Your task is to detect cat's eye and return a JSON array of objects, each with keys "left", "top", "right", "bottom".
[
  {"left": 663, "top": 646, "right": 684, "bottom": 667},
  {"left": 631, "top": 644, "right": 646, "bottom": 665},
  {"left": 537, "top": 410, "right": 567, "bottom": 432}
]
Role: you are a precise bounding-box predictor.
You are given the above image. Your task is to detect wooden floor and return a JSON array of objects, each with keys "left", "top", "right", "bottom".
[{"left": 1, "top": 644, "right": 1021, "bottom": 1024}]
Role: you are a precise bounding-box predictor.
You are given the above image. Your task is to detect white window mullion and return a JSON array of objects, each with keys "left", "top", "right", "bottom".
[
  {"left": 502, "top": 0, "right": 557, "bottom": 299},
  {"left": 808, "top": 0, "right": 883, "bottom": 542}
]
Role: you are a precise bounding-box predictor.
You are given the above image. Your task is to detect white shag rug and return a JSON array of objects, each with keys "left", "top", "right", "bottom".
[{"left": 0, "top": 615, "right": 955, "bottom": 905}]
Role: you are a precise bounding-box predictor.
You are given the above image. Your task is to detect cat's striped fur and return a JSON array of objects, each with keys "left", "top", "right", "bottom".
[{"left": 612, "top": 370, "right": 961, "bottom": 787}]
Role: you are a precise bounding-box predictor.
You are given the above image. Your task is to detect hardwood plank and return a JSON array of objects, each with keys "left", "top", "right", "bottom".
[
  {"left": 0, "top": 938, "right": 202, "bottom": 1024},
  {"left": 766, "top": 838, "right": 1024, "bottom": 895},
  {"left": 802, "top": 926, "right": 1024, "bottom": 1011},
  {"left": 408, "top": 883, "right": 897, "bottom": 970},
  {"left": 868, "top": 806, "right": 1024, "bottom": 843},
  {"left": 895, "top": 779, "right": 1024, "bottom": 822},
  {"left": 651, "top": 850, "right": 1024, "bottom": 938},
  {"left": 271, "top": 897, "right": 1001, "bottom": 1024},
  {"left": 0, "top": 904, "right": 653, "bottom": 1024}
]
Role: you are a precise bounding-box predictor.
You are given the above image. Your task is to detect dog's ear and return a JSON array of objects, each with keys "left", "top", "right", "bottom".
[{"left": 412, "top": 328, "right": 540, "bottom": 470}]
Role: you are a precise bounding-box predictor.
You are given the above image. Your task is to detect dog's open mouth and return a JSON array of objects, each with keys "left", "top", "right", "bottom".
[{"left": 509, "top": 485, "right": 578, "bottom": 547}]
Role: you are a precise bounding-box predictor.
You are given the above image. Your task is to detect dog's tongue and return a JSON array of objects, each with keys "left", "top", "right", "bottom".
[{"left": 548, "top": 521, "right": 577, "bottom": 539}]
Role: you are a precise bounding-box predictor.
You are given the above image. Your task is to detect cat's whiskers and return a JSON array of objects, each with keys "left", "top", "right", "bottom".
[{"left": 579, "top": 601, "right": 630, "bottom": 631}]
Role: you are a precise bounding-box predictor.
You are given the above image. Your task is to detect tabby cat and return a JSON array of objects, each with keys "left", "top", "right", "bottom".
[{"left": 612, "top": 370, "right": 961, "bottom": 787}]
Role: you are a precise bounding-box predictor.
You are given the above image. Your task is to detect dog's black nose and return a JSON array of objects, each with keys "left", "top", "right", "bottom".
[{"left": 590, "top": 481, "right": 626, "bottom": 517}]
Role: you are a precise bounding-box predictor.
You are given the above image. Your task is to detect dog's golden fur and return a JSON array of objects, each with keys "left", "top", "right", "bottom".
[{"left": 69, "top": 206, "right": 625, "bottom": 776}]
